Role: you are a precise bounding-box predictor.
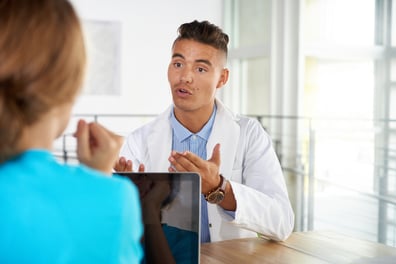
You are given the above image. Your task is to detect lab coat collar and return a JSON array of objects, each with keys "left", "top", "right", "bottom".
[{"left": 147, "top": 98, "right": 240, "bottom": 176}]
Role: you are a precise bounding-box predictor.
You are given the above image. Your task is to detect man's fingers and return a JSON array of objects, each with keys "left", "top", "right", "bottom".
[
  {"left": 114, "top": 157, "right": 126, "bottom": 172},
  {"left": 138, "top": 163, "right": 145, "bottom": 172},
  {"left": 168, "top": 154, "right": 190, "bottom": 172},
  {"left": 209, "top": 143, "right": 221, "bottom": 167},
  {"left": 114, "top": 157, "right": 136, "bottom": 172},
  {"left": 169, "top": 151, "right": 200, "bottom": 171}
]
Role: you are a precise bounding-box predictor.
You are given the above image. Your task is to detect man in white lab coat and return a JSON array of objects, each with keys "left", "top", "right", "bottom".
[{"left": 115, "top": 20, "right": 294, "bottom": 243}]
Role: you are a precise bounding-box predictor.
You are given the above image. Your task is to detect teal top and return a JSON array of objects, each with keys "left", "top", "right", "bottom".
[
  {"left": 141, "top": 224, "right": 199, "bottom": 264},
  {"left": 162, "top": 224, "right": 199, "bottom": 264},
  {"left": 0, "top": 149, "right": 143, "bottom": 264}
]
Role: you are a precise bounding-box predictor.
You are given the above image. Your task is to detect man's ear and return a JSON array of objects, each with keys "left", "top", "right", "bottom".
[{"left": 216, "top": 68, "right": 229, "bottom": 88}]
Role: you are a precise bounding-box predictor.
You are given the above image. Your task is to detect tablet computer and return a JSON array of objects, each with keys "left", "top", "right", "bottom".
[{"left": 114, "top": 172, "right": 201, "bottom": 264}]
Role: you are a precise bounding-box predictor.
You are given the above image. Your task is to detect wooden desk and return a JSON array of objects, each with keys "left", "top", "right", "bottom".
[{"left": 200, "top": 231, "right": 396, "bottom": 263}]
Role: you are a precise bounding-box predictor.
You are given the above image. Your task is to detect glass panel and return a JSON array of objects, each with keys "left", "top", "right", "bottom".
[
  {"left": 385, "top": 204, "right": 396, "bottom": 246},
  {"left": 391, "top": 59, "right": 396, "bottom": 82},
  {"left": 392, "top": 0, "right": 396, "bottom": 46},
  {"left": 304, "top": 0, "right": 375, "bottom": 46},
  {"left": 314, "top": 187, "right": 379, "bottom": 242},
  {"left": 304, "top": 57, "right": 379, "bottom": 242},
  {"left": 234, "top": 0, "right": 270, "bottom": 48},
  {"left": 240, "top": 57, "right": 270, "bottom": 115},
  {"left": 304, "top": 57, "right": 375, "bottom": 190},
  {"left": 388, "top": 168, "right": 396, "bottom": 193},
  {"left": 390, "top": 87, "right": 396, "bottom": 119},
  {"left": 303, "top": 58, "right": 374, "bottom": 118}
]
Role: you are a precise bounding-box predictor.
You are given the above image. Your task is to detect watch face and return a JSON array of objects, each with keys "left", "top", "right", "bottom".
[{"left": 207, "top": 190, "right": 225, "bottom": 204}]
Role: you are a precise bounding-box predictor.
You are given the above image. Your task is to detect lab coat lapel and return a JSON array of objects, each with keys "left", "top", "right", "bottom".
[
  {"left": 147, "top": 107, "right": 173, "bottom": 171},
  {"left": 207, "top": 100, "right": 240, "bottom": 178}
]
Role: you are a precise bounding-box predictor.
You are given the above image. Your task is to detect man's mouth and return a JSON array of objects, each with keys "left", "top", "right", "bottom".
[{"left": 177, "top": 88, "right": 192, "bottom": 95}]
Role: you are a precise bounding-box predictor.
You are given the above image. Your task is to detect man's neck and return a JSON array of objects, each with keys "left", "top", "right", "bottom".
[{"left": 174, "top": 106, "right": 214, "bottom": 134}]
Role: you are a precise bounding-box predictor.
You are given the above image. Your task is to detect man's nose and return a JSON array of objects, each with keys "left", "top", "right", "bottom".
[{"left": 180, "top": 68, "right": 193, "bottom": 84}]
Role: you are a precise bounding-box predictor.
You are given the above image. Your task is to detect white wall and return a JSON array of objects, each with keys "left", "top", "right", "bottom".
[{"left": 70, "top": 0, "right": 223, "bottom": 115}]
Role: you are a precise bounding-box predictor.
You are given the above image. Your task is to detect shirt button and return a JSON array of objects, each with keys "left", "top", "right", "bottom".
[
  {"left": 209, "top": 223, "right": 212, "bottom": 228},
  {"left": 192, "top": 135, "right": 197, "bottom": 140}
]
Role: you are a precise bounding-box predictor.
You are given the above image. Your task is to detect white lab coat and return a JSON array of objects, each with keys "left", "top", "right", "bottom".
[{"left": 120, "top": 99, "right": 294, "bottom": 242}]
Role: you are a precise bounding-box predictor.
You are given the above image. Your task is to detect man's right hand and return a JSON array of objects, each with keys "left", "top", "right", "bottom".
[
  {"left": 114, "top": 156, "right": 133, "bottom": 172},
  {"left": 113, "top": 156, "right": 145, "bottom": 172}
]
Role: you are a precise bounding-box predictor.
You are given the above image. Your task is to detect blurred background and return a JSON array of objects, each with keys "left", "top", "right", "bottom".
[{"left": 57, "top": 0, "right": 396, "bottom": 247}]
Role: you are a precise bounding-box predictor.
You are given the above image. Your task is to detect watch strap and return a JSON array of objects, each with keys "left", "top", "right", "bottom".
[
  {"left": 219, "top": 174, "right": 227, "bottom": 192},
  {"left": 205, "top": 174, "right": 224, "bottom": 197}
]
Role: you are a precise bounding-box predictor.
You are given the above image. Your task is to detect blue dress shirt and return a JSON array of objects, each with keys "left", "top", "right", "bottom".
[{"left": 170, "top": 105, "right": 217, "bottom": 243}]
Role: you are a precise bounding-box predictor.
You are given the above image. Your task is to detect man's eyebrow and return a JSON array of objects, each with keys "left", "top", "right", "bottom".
[
  {"left": 172, "top": 53, "right": 185, "bottom": 59},
  {"left": 171, "top": 53, "right": 212, "bottom": 67},
  {"left": 195, "top": 59, "right": 212, "bottom": 67}
]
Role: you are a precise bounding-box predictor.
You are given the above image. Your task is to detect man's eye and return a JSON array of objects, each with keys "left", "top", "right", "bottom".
[
  {"left": 174, "top": 62, "right": 182, "bottom": 68},
  {"left": 197, "top": 67, "right": 206, "bottom": 73}
]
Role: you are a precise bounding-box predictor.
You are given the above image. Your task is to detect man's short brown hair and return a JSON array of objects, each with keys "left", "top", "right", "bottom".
[{"left": 173, "top": 20, "right": 229, "bottom": 58}]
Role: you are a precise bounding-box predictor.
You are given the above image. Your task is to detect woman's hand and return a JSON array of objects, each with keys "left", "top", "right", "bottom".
[{"left": 74, "top": 119, "right": 123, "bottom": 175}]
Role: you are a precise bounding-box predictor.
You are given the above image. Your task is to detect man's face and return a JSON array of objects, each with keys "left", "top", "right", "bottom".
[{"left": 167, "top": 39, "right": 228, "bottom": 115}]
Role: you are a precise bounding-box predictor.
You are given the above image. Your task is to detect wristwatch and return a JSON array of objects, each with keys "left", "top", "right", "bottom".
[{"left": 205, "top": 174, "right": 227, "bottom": 204}]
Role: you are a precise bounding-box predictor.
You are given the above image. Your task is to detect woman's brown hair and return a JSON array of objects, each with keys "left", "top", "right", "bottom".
[{"left": 0, "top": 0, "right": 86, "bottom": 163}]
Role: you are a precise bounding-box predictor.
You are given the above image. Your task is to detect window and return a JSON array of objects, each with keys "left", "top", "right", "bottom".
[
  {"left": 224, "top": 0, "right": 396, "bottom": 246},
  {"left": 222, "top": 0, "right": 271, "bottom": 114}
]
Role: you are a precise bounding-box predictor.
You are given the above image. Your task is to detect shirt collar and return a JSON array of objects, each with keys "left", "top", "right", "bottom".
[{"left": 170, "top": 104, "right": 217, "bottom": 142}]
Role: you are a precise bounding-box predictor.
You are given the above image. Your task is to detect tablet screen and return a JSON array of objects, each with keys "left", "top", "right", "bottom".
[{"left": 114, "top": 172, "right": 201, "bottom": 264}]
